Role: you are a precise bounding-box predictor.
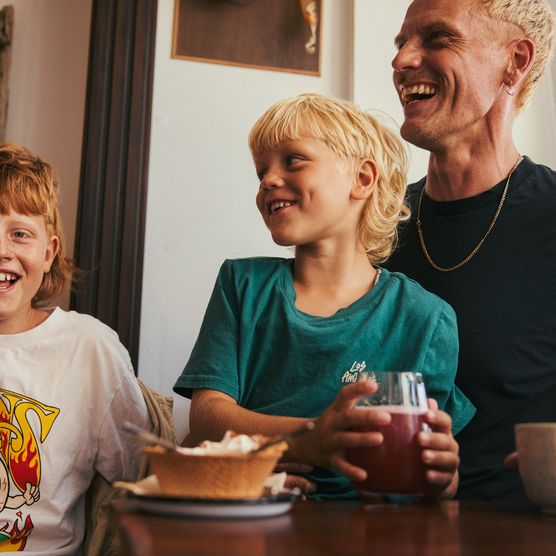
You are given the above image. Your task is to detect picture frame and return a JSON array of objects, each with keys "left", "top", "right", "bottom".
[{"left": 172, "top": 0, "right": 321, "bottom": 76}]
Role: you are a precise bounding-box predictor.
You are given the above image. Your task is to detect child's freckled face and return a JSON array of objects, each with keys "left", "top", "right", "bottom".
[
  {"left": 254, "top": 137, "right": 359, "bottom": 247},
  {"left": 0, "top": 210, "right": 58, "bottom": 334}
]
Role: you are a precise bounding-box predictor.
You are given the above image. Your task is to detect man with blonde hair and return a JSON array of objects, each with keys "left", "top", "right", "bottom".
[{"left": 386, "top": 0, "right": 556, "bottom": 500}]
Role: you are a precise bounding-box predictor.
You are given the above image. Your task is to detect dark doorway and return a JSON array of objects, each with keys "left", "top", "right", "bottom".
[{"left": 71, "top": 0, "right": 158, "bottom": 368}]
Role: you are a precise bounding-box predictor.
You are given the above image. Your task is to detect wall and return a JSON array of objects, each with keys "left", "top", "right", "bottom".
[
  {"left": 4, "top": 0, "right": 92, "bottom": 308},
  {"left": 512, "top": 0, "right": 556, "bottom": 167},
  {"left": 352, "top": 0, "right": 429, "bottom": 182},
  {"left": 139, "top": 0, "right": 556, "bottom": 442}
]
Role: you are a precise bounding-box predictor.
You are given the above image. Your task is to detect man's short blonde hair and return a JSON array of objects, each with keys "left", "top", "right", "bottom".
[
  {"left": 475, "top": 0, "right": 555, "bottom": 110},
  {"left": 0, "top": 143, "right": 74, "bottom": 306},
  {"left": 248, "top": 93, "right": 410, "bottom": 264}
]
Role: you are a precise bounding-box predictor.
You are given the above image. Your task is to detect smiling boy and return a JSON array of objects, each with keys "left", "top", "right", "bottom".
[
  {"left": 175, "top": 93, "right": 475, "bottom": 500},
  {"left": 0, "top": 144, "right": 150, "bottom": 554}
]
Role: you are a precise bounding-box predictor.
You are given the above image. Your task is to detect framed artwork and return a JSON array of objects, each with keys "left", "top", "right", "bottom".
[{"left": 172, "top": 0, "right": 321, "bottom": 75}]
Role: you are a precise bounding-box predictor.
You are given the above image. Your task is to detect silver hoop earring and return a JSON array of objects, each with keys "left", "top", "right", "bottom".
[{"left": 505, "top": 76, "right": 516, "bottom": 96}]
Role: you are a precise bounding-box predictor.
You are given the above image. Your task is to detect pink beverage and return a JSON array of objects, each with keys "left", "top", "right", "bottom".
[{"left": 346, "top": 406, "right": 431, "bottom": 497}]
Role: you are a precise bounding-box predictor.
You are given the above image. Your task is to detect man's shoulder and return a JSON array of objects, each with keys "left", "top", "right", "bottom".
[
  {"left": 408, "top": 177, "right": 427, "bottom": 191},
  {"left": 524, "top": 156, "right": 556, "bottom": 177},
  {"left": 502, "top": 157, "right": 556, "bottom": 219},
  {"left": 514, "top": 156, "right": 556, "bottom": 194},
  {"left": 405, "top": 178, "right": 426, "bottom": 208}
]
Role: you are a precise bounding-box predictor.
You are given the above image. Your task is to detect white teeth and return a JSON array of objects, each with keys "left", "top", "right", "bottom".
[
  {"left": 399, "top": 84, "right": 437, "bottom": 102},
  {"left": 0, "top": 272, "right": 16, "bottom": 282},
  {"left": 269, "top": 201, "right": 294, "bottom": 213}
]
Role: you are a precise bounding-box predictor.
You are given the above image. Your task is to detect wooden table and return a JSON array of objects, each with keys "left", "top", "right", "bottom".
[{"left": 115, "top": 498, "right": 556, "bottom": 556}]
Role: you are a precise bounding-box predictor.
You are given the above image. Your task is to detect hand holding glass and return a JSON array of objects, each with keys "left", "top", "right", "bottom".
[{"left": 346, "top": 371, "right": 431, "bottom": 498}]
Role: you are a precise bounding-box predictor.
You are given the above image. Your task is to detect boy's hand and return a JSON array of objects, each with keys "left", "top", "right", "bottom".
[
  {"left": 417, "top": 398, "right": 460, "bottom": 499},
  {"left": 288, "top": 381, "right": 391, "bottom": 481}
]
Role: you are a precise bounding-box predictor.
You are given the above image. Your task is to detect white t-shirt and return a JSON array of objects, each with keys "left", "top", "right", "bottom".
[{"left": 0, "top": 308, "right": 150, "bottom": 555}]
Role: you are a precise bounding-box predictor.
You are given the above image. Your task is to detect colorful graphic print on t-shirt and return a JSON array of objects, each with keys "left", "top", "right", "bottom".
[{"left": 0, "top": 389, "right": 59, "bottom": 551}]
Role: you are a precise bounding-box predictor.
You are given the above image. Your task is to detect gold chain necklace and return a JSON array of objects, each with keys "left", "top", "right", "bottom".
[{"left": 416, "top": 156, "right": 522, "bottom": 272}]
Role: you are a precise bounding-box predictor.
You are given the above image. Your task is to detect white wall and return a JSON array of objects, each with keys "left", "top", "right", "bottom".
[
  {"left": 353, "top": 0, "right": 429, "bottom": 183},
  {"left": 5, "top": 1, "right": 91, "bottom": 307},
  {"left": 139, "top": 0, "right": 556, "bottom": 442},
  {"left": 513, "top": 0, "right": 556, "bottom": 167}
]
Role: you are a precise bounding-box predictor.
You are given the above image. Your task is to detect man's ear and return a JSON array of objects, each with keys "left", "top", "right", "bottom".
[
  {"left": 351, "top": 158, "right": 378, "bottom": 200},
  {"left": 505, "top": 37, "right": 535, "bottom": 88}
]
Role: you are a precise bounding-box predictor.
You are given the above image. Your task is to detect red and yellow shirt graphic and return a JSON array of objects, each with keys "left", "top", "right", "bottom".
[{"left": 0, "top": 390, "right": 59, "bottom": 551}]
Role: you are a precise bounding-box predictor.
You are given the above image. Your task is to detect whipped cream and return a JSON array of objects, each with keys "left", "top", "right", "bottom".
[{"left": 176, "top": 431, "right": 263, "bottom": 455}]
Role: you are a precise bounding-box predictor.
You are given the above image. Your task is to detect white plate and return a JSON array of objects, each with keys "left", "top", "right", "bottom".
[{"left": 124, "top": 491, "right": 299, "bottom": 519}]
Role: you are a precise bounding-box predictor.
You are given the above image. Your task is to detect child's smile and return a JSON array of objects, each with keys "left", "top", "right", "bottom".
[
  {"left": 0, "top": 272, "right": 19, "bottom": 291},
  {"left": 268, "top": 200, "right": 296, "bottom": 214}
]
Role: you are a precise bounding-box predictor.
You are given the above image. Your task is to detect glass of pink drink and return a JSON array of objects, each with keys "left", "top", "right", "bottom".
[{"left": 346, "top": 371, "right": 432, "bottom": 498}]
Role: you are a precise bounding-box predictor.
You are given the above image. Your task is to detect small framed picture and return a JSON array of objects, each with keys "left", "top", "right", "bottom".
[{"left": 172, "top": 0, "right": 321, "bottom": 75}]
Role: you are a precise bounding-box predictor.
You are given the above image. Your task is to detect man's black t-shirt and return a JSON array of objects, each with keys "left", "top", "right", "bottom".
[{"left": 386, "top": 156, "right": 556, "bottom": 500}]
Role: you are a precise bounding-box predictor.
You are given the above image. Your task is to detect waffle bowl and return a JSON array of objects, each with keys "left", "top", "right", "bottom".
[{"left": 144, "top": 440, "right": 288, "bottom": 500}]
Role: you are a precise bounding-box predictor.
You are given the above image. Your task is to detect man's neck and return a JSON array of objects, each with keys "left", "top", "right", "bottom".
[{"left": 425, "top": 145, "right": 521, "bottom": 201}]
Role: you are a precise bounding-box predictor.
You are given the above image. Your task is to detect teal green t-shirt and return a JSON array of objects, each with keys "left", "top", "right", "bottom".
[{"left": 174, "top": 258, "right": 475, "bottom": 499}]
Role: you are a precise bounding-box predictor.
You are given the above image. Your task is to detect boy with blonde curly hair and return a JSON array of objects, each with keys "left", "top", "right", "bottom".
[{"left": 175, "top": 93, "right": 474, "bottom": 499}]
